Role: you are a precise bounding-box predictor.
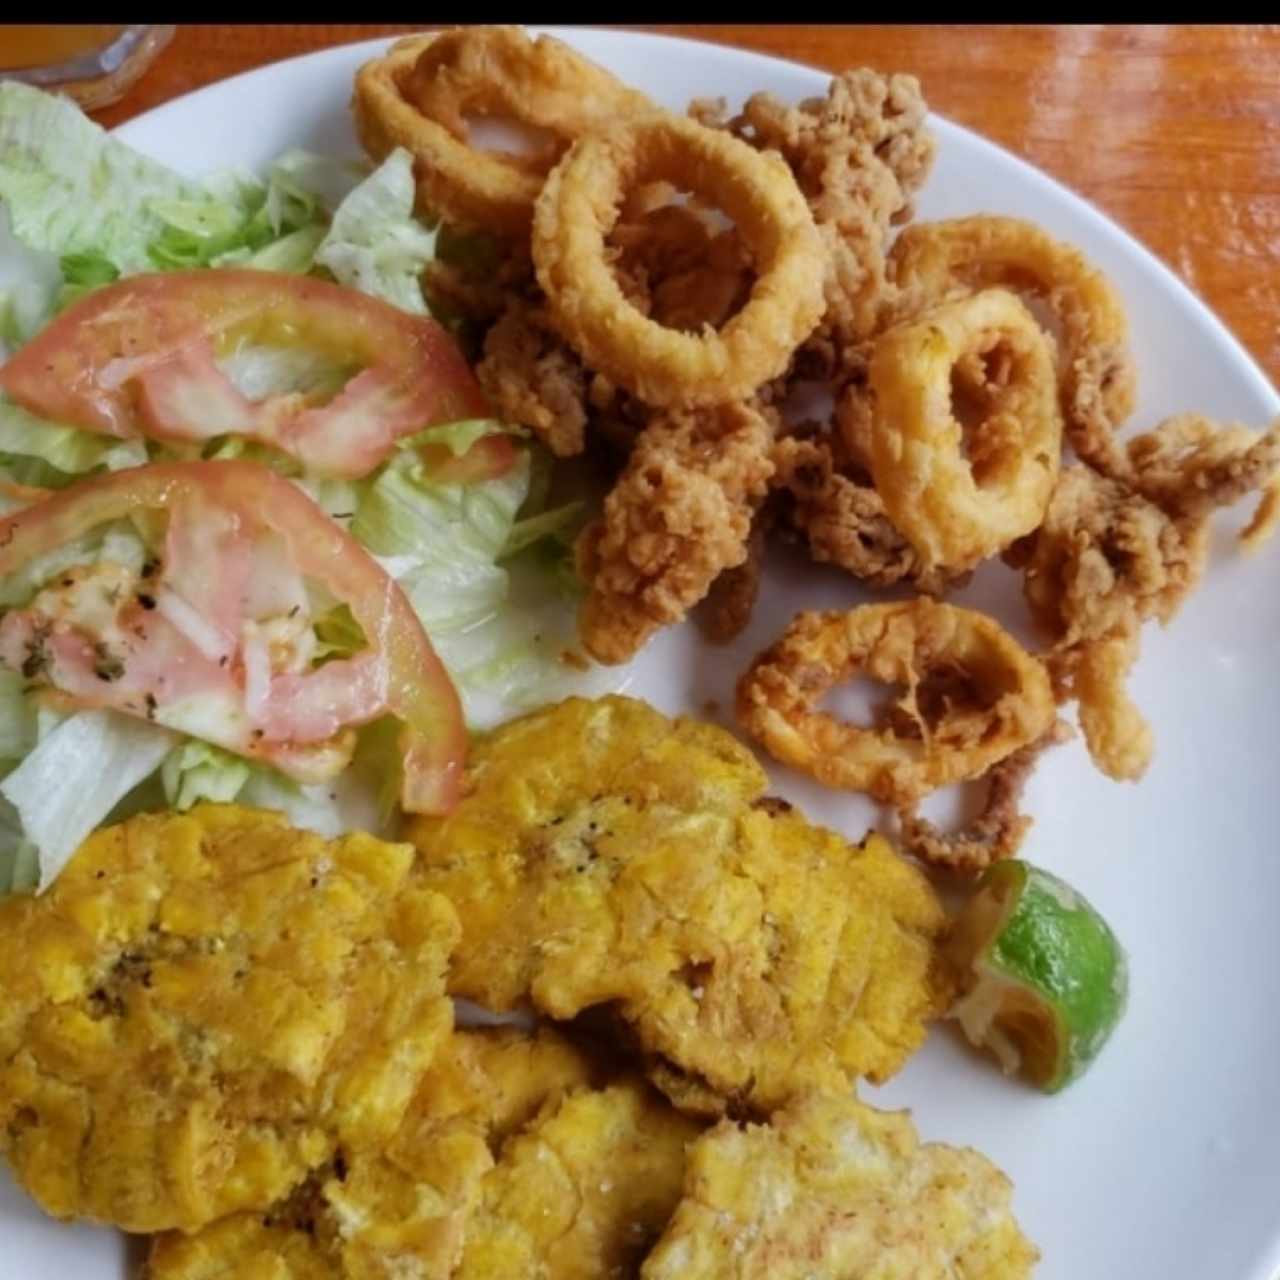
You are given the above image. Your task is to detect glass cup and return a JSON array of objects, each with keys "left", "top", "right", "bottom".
[{"left": 0, "top": 25, "right": 175, "bottom": 111}]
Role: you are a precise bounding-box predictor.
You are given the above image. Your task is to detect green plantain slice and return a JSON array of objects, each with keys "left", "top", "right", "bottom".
[{"left": 945, "top": 860, "right": 1129, "bottom": 1093}]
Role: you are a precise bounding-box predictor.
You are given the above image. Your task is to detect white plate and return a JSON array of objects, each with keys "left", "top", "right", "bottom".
[{"left": 5, "top": 28, "right": 1280, "bottom": 1280}]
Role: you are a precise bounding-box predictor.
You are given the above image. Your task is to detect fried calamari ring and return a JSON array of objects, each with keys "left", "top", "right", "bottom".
[
  {"left": 865, "top": 288, "right": 1063, "bottom": 573},
  {"left": 353, "top": 29, "right": 652, "bottom": 237},
  {"left": 887, "top": 216, "right": 1135, "bottom": 474},
  {"left": 896, "top": 721, "right": 1072, "bottom": 875},
  {"left": 736, "top": 602, "right": 1056, "bottom": 805},
  {"left": 532, "top": 111, "right": 827, "bottom": 406}
]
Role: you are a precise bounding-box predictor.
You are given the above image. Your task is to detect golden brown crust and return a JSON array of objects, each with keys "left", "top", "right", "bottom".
[
  {"left": 533, "top": 110, "right": 826, "bottom": 407},
  {"left": 1015, "top": 413, "right": 1280, "bottom": 780},
  {"left": 0, "top": 805, "right": 458, "bottom": 1234},
  {"left": 896, "top": 720, "right": 1074, "bottom": 874},
  {"left": 407, "top": 696, "right": 949, "bottom": 1113},
  {"left": 576, "top": 401, "right": 776, "bottom": 663},
  {"left": 353, "top": 28, "right": 652, "bottom": 237},
  {"left": 641, "top": 1091, "right": 1039, "bottom": 1279},
  {"left": 886, "top": 215, "right": 1137, "bottom": 475},
  {"left": 866, "top": 289, "right": 1063, "bottom": 572},
  {"left": 147, "top": 1027, "right": 630, "bottom": 1280},
  {"left": 737, "top": 602, "right": 1057, "bottom": 806},
  {"left": 697, "top": 69, "right": 937, "bottom": 372}
]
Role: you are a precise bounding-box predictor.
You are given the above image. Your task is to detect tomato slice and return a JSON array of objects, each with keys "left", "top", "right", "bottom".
[
  {"left": 0, "top": 461, "right": 466, "bottom": 813},
  {"left": 0, "top": 270, "right": 492, "bottom": 480}
]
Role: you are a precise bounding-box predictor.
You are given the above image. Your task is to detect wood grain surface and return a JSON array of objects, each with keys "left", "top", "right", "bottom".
[{"left": 90, "top": 23, "right": 1280, "bottom": 394}]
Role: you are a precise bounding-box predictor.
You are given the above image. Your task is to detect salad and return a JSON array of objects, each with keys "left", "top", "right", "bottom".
[{"left": 0, "top": 81, "right": 610, "bottom": 893}]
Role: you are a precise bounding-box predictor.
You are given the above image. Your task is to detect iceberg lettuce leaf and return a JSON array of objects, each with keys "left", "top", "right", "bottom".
[
  {"left": 315, "top": 149, "right": 437, "bottom": 314},
  {"left": 0, "top": 709, "right": 176, "bottom": 889}
]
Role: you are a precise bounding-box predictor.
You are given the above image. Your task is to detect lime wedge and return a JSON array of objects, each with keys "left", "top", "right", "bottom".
[{"left": 945, "top": 860, "right": 1128, "bottom": 1092}]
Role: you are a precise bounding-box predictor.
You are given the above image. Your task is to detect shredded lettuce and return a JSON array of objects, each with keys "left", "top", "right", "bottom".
[
  {"left": 0, "top": 709, "right": 176, "bottom": 889},
  {"left": 0, "top": 798, "right": 38, "bottom": 895},
  {"left": 238, "top": 758, "right": 387, "bottom": 841},
  {"left": 0, "top": 396, "right": 147, "bottom": 490},
  {"left": 345, "top": 426, "right": 601, "bottom": 727},
  {"left": 354, "top": 430, "right": 526, "bottom": 631},
  {"left": 59, "top": 250, "right": 120, "bottom": 288},
  {"left": 216, "top": 343, "right": 355, "bottom": 403},
  {"left": 0, "top": 95, "right": 619, "bottom": 892},
  {"left": 161, "top": 740, "right": 251, "bottom": 811},
  {"left": 315, "top": 148, "right": 437, "bottom": 313},
  {"left": 502, "top": 501, "right": 586, "bottom": 560},
  {"left": 215, "top": 223, "right": 327, "bottom": 274},
  {"left": 0, "top": 85, "right": 368, "bottom": 313},
  {"left": 265, "top": 149, "right": 368, "bottom": 220},
  {"left": 313, "top": 603, "right": 367, "bottom": 661},
  {"left": 148, "top": 150, "right": 360, "bottom": 274},
  {"left": 0, "top": 81, "right": 222, "bottom": 275},
  {"left": 0, "top": 203, "right": 61, "bottom": 355},
  {"left": 0, "top": 671, "right": 35, "bottom": 762}
]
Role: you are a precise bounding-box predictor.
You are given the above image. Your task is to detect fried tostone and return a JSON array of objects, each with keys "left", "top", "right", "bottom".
[
  {"left": 148, "top": 1028, "right": 698, "bottom": 1280},
  {"left": 0, "top": 804, "right": 459, "bottom": 1234},
  {"left": 407, "top": 695, "right": 949, "bottom": 1116},
  {"left": 641, "top": 1091, "right": 1039, "bottom": 1279}
]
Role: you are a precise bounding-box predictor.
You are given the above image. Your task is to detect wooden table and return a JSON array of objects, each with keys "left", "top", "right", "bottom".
[{"left": 95, "top": 24, "right": 1280, "bottom": 394}]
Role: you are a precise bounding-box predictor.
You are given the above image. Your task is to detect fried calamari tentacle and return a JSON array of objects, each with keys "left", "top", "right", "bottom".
[
  {"left": 1015, "top": 415, "right": 1280, "bottom": 780},
  {"left": 422, "top": 228, "right": 535, "bottom": 330},
  {"left": 736, "top": 602, "right": 1056, "bottom": 805},
  {"left": 1057, "top": 631, "right": 1154, "bottom": 783},
  {"left": 887, "top": 216, "right": 1136, "bottom": 475},
  {"left": 698, "top": 502, "right": 772, "bottom": 645},
  {"left": 695, "top": 70, "right": 935, "bottom": 373},
  {"left": 896, "top": 721, "right": 1073, "bottom": 875},
  {"left": 534, "top": 111, "right": 825, "bottom": 408},
  {"left": 771, "top": 433, "right": 956, "bottom": 592},
  {"left": 1125, "top": 412, "right": 1280, "bottom": 535},
  {"left": 475, "top": 297, "right": 590, "bottom": 456},
  {"left": 1019, "top": 464, "right": 1210, "bottom": 646},
  {"left": 577, "top": 401, "right": 777, "bottom": 664},
  {"left": 866, "top": 289, "right": 1063, "bottom": 573},
  {"left": 1016, "top": 467, "right": 1202, "bottom": 782},
  {"left": 354, "top": 29, "right": 652, "bottom": 237}
]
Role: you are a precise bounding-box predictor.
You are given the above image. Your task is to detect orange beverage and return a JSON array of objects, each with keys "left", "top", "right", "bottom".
[
  {"left": 0, "top": 26, "right": 126, "bottom": 69},
  {"left": 0, "top": 25, "right": 173, "bottom": 110}
]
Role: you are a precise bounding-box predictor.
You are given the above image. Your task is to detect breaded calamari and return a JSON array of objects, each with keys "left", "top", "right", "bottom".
[
  {"left": 694, "top": 68, "right": 935, "bottom": 373},
  {"left": 1014, "top": 414, "right": 1280, "bottom": 779},
  {"left": 407, "top": 696, "right": 949, "bottom": 1115},
  {"left": 576, "top": 402, "right": 776, "bottom": 663},
  {"left": 641, "top": 1091, "right": 1039, "bottom": 1280},
  {"left": 149, "top": 1030, "right": 696, "bottom": 1280},
  {"left": 476, "top": 295, "right": 593, "bottom": 458},
  {"left": 0, "top": 805, "right": 458, "bottom": 1234},
  {"left": 771, "top": 428, "right": 957, "bottom": 593}
]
